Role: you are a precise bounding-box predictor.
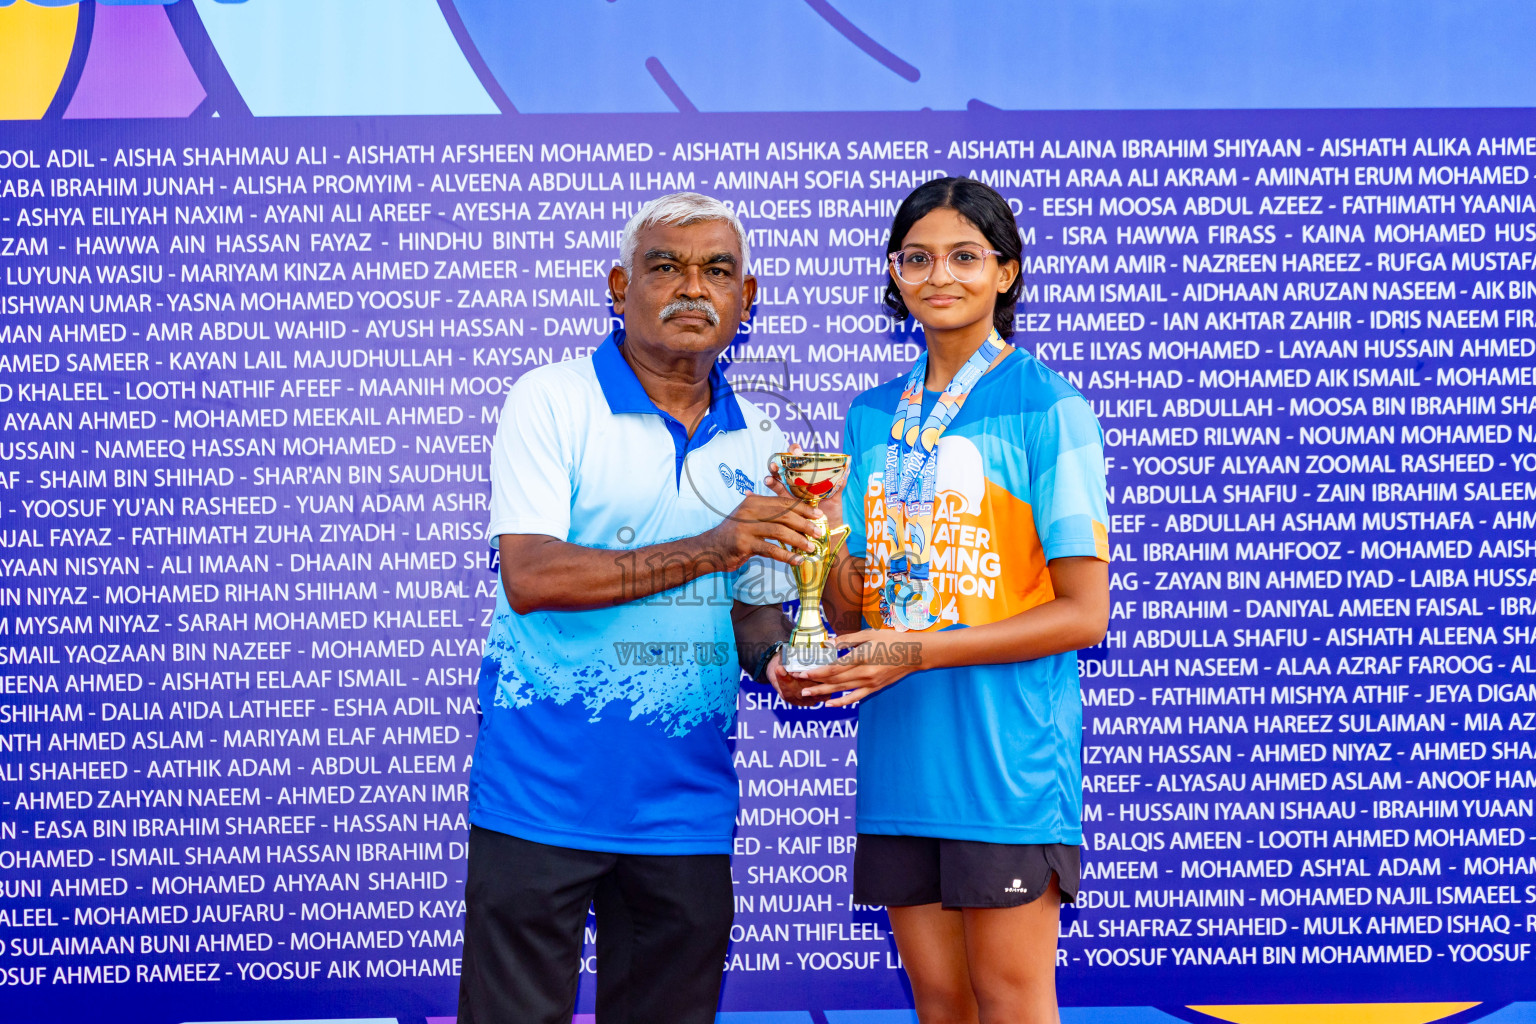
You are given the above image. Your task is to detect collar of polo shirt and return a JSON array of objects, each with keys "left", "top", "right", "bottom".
[{"left": 592, "top": 330, "right": 748, "bottom": 486}]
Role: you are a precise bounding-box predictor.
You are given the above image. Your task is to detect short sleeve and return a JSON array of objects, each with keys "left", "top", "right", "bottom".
[
  {"left": 485, "top": 371, "right": 576, "bottom": 546},
  {"left": 731, "top": 418, "right": 797, "bottom": 606},
  {"left": 840, "top": 417, "right": 869, "bottom": 559},
  {"left": 1028, "top": 395, "right": 1110, "bottom": 562}
]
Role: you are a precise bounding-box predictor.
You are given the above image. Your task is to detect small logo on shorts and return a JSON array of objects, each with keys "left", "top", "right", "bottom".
[{"left": 1004, "top": 878, "right": 1028, "bottom": 894}]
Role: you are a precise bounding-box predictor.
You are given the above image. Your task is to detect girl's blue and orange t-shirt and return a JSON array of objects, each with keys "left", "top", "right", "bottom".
[{"left": 842, "top": 345, "right": 1110, "bottom": 845}]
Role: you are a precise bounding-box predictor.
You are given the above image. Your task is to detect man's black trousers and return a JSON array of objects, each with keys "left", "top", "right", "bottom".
[{"left": 457, "top": 825, "right": 733, "bottom": 1024}]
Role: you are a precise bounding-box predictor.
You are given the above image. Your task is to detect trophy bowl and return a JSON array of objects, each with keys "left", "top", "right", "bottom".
[{"left": 774, "top": 451, "right": 849, "bottom": 509}]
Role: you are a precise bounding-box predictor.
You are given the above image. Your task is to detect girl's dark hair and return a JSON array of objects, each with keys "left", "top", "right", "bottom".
[{"left": 883, "top": 176, "right": 1023, "bottom": 339}]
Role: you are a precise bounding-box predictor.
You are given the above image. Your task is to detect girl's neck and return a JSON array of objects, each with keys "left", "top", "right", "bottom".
[{"left": 924, "top": 320, "right": 1003, "bottom": 391}]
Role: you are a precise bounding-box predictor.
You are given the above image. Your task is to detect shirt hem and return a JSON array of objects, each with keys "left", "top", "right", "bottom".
[
  {"left": 1044, "top": 542, "right": 1109, "bottom": 563},
  {"left": 735, "top": 589, "right": 797, "bottom": 607},
  {"left": 469, "top": 807, "right": 732, "bottom": 856},
  {"left": 486, "top": 517, "right": 569, "bottom": 543},
  {"left": 857, "top": 818, "right": 1082, "bottom": 846}
]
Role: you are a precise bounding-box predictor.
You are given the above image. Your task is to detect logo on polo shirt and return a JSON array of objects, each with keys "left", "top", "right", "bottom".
[{"left": 719, "top": 463, "right": 755, "bottom": 496}]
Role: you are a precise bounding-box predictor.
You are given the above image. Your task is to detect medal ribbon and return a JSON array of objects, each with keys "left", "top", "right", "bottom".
[{"left": 879, "top": 330, "right": 1004, "bottom": 630}]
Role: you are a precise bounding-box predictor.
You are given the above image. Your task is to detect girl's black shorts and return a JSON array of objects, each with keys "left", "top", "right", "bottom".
[{"left": 853, "top": 833, "right": 1081, "bottom": 910}]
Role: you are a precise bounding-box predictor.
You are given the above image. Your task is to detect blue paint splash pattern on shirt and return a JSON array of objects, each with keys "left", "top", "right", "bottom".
[{"left": 480, "top": 606, "right": 736, "bottom": 738}]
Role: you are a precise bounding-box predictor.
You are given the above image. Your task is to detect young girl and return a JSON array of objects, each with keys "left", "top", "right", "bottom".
[{"left": 793, "top": 177, "right": 1110, "bottom": 1023}]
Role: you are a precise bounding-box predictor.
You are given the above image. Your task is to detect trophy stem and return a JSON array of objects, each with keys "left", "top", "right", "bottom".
[
  {"left": 790, "top": 603, "right": 830, "bottom": 647},
  {"left": 782, "top": 521, "right": 850, "bottom": 672}
]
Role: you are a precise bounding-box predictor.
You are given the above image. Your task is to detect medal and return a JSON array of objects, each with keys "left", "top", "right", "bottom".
[{"left": 878, "top": 330, "right": 1005, "bottom": 630}]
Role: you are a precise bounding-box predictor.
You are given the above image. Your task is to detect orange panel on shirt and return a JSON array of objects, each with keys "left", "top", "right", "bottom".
[{"left": 861, "top": 477, "right": 1055, "bottom": 631}]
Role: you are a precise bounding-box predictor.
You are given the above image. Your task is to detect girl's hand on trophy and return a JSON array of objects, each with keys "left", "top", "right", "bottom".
[
  {"left": 794, "top": 628, "right": 922, "bottom": 707},
  {"left": 705, "top": 493, "right": 822, "bottom": 570},
  {"left": 766, "top": 652, "right": 822, "bottom": 707}
]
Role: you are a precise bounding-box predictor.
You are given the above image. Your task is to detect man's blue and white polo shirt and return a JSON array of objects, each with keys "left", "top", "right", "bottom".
[{"left": 471, "top": 331, "right": 795, "bottom": 854}]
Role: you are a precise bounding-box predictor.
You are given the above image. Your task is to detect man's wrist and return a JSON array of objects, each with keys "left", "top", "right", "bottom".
[
  {"left": 676, "top": 529, "right": 725, "bottom": 579},
  {"left": 752, "top": 640, "right": 787, "bottom": 683}
]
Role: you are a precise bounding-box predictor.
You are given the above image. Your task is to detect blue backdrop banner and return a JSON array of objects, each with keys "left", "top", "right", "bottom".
[{"left": 2, "top": 5, "right": 1536, "bottom": 1024}]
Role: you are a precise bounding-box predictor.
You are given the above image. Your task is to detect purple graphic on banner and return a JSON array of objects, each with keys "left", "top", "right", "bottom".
[
  {"left": 801, "top": 0, "right": 921, "bottom": 83},
  {"left": 63, "top": 2, "right": 205, "bottom": 118}
]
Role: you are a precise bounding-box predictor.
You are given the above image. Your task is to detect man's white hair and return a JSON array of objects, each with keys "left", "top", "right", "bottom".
[{"left": 619, "top": 192, "right": 750, "bottom": 274}]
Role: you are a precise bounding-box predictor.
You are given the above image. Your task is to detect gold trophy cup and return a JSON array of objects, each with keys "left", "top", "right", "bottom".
[{"left": 772, "top": 451, "right": 851, "bottom": 673}]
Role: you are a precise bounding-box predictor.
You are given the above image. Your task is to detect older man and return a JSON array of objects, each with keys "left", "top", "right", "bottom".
[{"left": 458, "top": 193, "right": 817, "bottom": 1024}]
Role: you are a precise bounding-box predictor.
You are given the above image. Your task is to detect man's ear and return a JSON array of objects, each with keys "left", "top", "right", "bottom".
[
  {"left": 738, "top": 275, "right": 757, "bottom": 323},
  {"left": 608, "top": 265, "right": 630, "bottom": 316}
]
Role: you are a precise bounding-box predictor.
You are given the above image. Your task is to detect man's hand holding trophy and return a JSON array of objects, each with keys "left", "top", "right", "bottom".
[{"left": 764, "top": 446, "right": 851, "bottom": 705}]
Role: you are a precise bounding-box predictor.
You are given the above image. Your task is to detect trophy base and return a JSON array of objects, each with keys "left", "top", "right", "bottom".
[{"left": 781, "top": 641, "right": 839, "bottom": 674}]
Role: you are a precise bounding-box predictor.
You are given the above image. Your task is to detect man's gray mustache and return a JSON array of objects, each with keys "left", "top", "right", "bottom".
[{"left": 659, "top": 299, "right": 720, "bottom": 326}]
